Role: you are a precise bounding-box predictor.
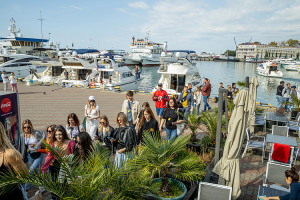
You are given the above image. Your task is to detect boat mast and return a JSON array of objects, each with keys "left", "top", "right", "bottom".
[{"left": 37, "top": 11, "right": 45, "bottom": 47}]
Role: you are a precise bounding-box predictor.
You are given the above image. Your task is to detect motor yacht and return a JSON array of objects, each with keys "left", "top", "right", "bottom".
[
  {"left": 152, "top": 55, "right": 204, "bottom": 95},
  {"left": 284, "top": 64, "right": 298, "bottom": 71},
  {"left": 257, "top": 61, "right": 284, "bottom": 77}
]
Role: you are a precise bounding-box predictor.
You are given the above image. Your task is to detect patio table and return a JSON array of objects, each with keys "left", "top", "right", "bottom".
[
  {"left": 266, "top": 134, "right": 297, "bottom": 147},
  {"left": 267, "top": 112, "right": 288, "bottom": 125},
  {"left": 257, "top": 185, "right": 289, "bottom": 199}
]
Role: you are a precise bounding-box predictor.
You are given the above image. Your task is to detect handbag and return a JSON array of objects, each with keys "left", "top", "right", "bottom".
[
  {"left": 29, "top": 151, "right": 41, "bottom": 159},
  {"left": 176, "top": 109, "right": 184, "bottom": 136}
]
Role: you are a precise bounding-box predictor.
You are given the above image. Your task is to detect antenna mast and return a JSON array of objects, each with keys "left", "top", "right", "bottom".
[{"left": 37, "top": 11, "right": 45, "bottom": 47}]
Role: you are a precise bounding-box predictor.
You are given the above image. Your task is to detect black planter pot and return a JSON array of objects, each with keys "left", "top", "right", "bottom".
[
  {"left": 291, "top": 109, "right": 300, "bottom": 120},
  {"left": 186, "top": 139, "right": 201, "bottom": 153}
]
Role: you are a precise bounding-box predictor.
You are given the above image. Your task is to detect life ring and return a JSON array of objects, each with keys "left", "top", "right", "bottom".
[{"left": 89, "top": 82, "right": 95, "bottom": 86}]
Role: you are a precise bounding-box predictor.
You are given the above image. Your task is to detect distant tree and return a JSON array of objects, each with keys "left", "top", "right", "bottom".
[
  {"left": 268, "top": 41, "right": 278, "bottom": 46},
  {"left": 286, "top": 39, "right": 300, "bottom": 47},
  {"left": 254, "top": 41, "right": 261, "bottom": 44},
  {"left": 278, "top": 41, "right": 286, "bottom": 47},
  {"left": 275, "top": 52, "right": 277, "bottom": 58},
  {"left": 265, "top": 51, "right": 268, "bottom": 58},
  {"left": 224, "top": 49, "right": 236, "bottom": 56},
  {"left": 297, "top": 53, "right": 300, "bottom": 60}
]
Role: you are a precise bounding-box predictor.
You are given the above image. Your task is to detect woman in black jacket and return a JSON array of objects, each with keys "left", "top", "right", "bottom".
[
  {"left": 109, "top": 112, "right": 137, "bottom": 169},
  {"left": 96, "top": 115, "right": 114, "bottom": 148},
  {"left": 138, "top": 107, "right": 159, "bottom": 144}
]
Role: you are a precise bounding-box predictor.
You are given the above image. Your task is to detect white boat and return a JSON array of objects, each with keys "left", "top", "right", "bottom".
[
  {"left": 124, "top": 30, "right": 177, "bottom": 66},
  {"left": 257, "top": 61, "right": 284, "bottom": 77},
  {"left": 152, "top": 56, "right": 204, "bottom": 95},
  {"left": 199, "top": 52, "right": 211, "bottom": 58},
  {"left": 0, "top": 54, "right": 47, "bottom": 79},
  {"left": 284, "top": 64, "right": 298, "bottom": 71}
]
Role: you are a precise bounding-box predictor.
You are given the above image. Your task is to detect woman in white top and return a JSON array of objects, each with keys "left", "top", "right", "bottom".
[
  {"left": 194, "top": 86, "right": 202, "bottom": 115},
  {"left": 66, "top": 113, "right": 85, "bottom": 141},
  {"left": 20, "top": 119, "right": 45, "bottom": 193},
  {"left": 85, "top": 96, "right": 100, "bottom": 140},
  {"left": 9, "top": 72, "right": 18, "bottom": 92}
]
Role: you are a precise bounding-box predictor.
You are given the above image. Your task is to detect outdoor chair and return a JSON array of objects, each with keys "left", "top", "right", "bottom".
[
  {"left": 252, "top": 113, "right": 267, "bottom": 133},
  {"left": 292, "top": 143, "right": 300, "bottom": 165},
  {"left": 287, "top": 115, "right": 300, "bottom": 137},
  {"left": 197, "top": 182, "right": 232, "bottom": 200},
  {"left": 242, "top": 127, "right": 266, "bottom": 163},
  {"left": 268, "top": 143, "right": 294, "bottom": 168},
  {"left": 263, "top": 162, "right": 290, "bottom": 192},
  {"left": 271, "top": 125, "right": 289, "bottom": 137}
]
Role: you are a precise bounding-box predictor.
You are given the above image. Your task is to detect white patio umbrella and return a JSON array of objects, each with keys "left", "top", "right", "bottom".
[{"left": 213, "top": 76, "right": 258, "bottom": 199}]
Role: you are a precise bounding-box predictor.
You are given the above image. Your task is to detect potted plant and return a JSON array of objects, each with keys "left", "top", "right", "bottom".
[
  {"left": 129, "top": 132, "right": 205, "bottom": 200},
  {"left": 178, "top": 109, "right": 202, "bottom": 143},
  {"left": 290, "top": 94, "right": 300, "bottom": 119}
]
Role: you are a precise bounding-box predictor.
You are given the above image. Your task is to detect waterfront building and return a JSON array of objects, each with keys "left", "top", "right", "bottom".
[{"left": 236, "top": 43, "right": 300, "bottom": 59}]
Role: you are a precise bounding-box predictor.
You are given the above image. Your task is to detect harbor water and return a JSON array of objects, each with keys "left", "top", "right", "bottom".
[{"left": 138, "top": 61, "right": 300, "bottom": 107}]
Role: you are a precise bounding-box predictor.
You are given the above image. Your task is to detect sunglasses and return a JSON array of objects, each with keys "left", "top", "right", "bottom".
[
  {"left": 77, "top": 142, "right": 81, "bottom": 145},
  {"left": 24, "top": 126, "right": 31, "bottom": 129},
  {"left": 100, "top": 122, "right": 105, "bottom": 124},
  {"left": 47, "top": 130, "right": 52, "bottom": 133},
  {"left": 90, "top": 100, "right": 95, "bottom": 102}
]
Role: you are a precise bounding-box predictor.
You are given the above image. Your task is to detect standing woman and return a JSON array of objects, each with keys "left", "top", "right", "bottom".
[
  {"left": 194, "top": 86, "right": 202, "bottom": 115},
  {"left": 19, "top": 119, "right": 45, "bottom": 193},
  {"left": 85, "top": 96, "right": 100, "bottom": 140},
  {"left": 160, "top": 98, "right": 184, "bottom": 140},
  {"left": 73, "top": 132, "right": 93, "bottom": 165},
  {"left": 138, "top": 107, "right": 159, "bottom": 144},
  {"left": 96, "top": 115, "right": 114, "bottom": 147},
  {"left": 9, "top": 72, "right": 18, "bottom": 92},
  {"left": 135, "top": 102, "right": 150, "bottom": 131},
  {"left": 66, "top": 113, "right": 85, "bottom": 141},
  {"left": 41, "top": 126, "right": 76, "bottom": 200},
  {"left": 109, "top": 112, "right": 137, "bottom": 169},
  {"left": 0, "top": 122, "right": 28, "bottom": 199}
]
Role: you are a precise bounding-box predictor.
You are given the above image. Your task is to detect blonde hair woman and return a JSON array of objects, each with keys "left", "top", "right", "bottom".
[
  {"left": 0, "top": 121, "right": 28, "bottom": 199},
  {"left": 19, "top": 119, "right": 45, "bottom": 193},
  {"left": 9, "top": 72, "right": 18, "bottom": 92},
  {"left": 194, "top": 86, "right": 202, "bottom": 115},
  {"left": 84, "top": 96, "right": 100, "bottom": 140},
  {"left": 109, "top": 112, "right": 137, "bottom": 169},
  {"left": 96, "top": 115, "right": 114, "bottom": 147}
]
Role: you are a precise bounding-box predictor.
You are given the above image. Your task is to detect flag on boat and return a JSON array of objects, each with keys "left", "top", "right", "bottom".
[{"left": 72, "top": 41, "right": 74, "bottom": 47}]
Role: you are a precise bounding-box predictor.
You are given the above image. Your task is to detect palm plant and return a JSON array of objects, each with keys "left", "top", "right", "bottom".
[
  {"left": 127, "top": 132, "right": 205, "bottom": 196},
  {"left": 0, "top": 142, "right": 156, "bottom": 200},
  {"left": 177, "top": 109, "right": 202, "bottom": 143},
  {"left": 200, "top": 107, "right": 226, "bottom": 143},
  {"left": 290, "top": 94, "right": 300, "bottom": 111}
]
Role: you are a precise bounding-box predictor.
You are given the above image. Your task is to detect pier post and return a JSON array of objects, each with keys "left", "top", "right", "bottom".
[{"left": 245, "top": 76, "right": 249, "bottom": 88}]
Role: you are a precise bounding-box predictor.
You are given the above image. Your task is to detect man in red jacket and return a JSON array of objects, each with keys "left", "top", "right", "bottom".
[
  {"left": 202, "top": 78, "right": 212, "bottom": 112},
  {"left": 153, "top": 83, "right": 169, "bottom": 127}
]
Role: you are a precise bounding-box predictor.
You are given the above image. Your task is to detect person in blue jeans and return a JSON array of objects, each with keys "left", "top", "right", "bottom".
[
  {"left": 20, "top": 119, "right": 45, "bottom": 195},
  {"left": 178, "top": 86, "right": 194, "bottom": 118},
  {"left": 276, "top": 81, "right": 285, "bottom": 109},
  {"left": 194, "top": 86, "right": 202, "bottom": 115},
  {"left": 160, "top": 98, "right": 184, "bottom": 140},
  {"left": 282, "top": 83, "right": 291, "bottom": 112},
  {"left": 201, "top": 78, "right": 212, "bottom": 112}
]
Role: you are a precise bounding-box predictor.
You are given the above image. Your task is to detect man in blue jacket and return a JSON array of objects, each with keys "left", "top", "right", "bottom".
[{"left": 178, "top": 86, "right": 194, "bottom": 118}]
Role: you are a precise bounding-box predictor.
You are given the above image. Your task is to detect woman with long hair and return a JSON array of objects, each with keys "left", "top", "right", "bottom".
[
  {"left": 9, "top": 72, "right": 18, "bottom": 92},
  {"left": 85, "top": 96, "right": 100, "bottom": 140},
  {"left": 0, "top": 122, "right": 28, "bottom": 199},
  {"left": 66, "top": 113, "right": 85, "bottom": 141},
  {"left": 19, "top": 119, "right": 45, "bottom": 193},
  {"left": 135, "top": 102, "right": 150, "bottom": 132},
  {"left": 109, "top": 112, "right": 137, "bottom": 168},
  {"left": 194, "top": 86, "right": 202, "bottom": 115},
  {"left": 73, "top": 132, "right": 93, "bottom": 164},
  {"left": 138, "top": 107, "right": 159, "bottom": 144},
  {"left": 41, "top": 125, "right": 76, "bottom": 200},
  {"left": 160, "top": 98, "right": 184, "bottom": 140},
  {"left": 96, "top": 115, "right": 114, "bottom": 147},
  {"left": 259, "top": 167, "right": 300, "bottom": 200}
]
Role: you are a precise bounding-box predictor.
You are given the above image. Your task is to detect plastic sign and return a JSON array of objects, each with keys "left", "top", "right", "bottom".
[{"left": 1, "top": 98, "right": 11, "bottom": 113}]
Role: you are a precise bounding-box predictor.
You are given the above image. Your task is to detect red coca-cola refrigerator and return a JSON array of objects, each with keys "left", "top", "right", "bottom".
[{"left": 0, "top": 91, "right": 21, "bottom": 150}]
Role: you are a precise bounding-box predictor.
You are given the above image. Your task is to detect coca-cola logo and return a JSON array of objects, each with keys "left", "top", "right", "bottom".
[{"left": 1, "top": 98, "right": 11, "bottom": 113}]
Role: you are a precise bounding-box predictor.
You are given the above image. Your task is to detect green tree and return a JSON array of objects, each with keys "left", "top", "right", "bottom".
[
  {"left": 286, "top": 39, "right": 300, "bottom": 47},
  {"left": 296, "top": 52, "right": 299, "bottom": 60},
  {"left": 275, "top": 52, "right": 277, "bottom": 58},
  {"left": 254, "top": 41, "right": 261, "bottom": 44},
  {"left": 224, "top": 49, "right": 236, "bottom": 56},
  {"left": 265, "top": 51, "right": 268, "bottom": 58},
  {"left": 268, "top": 41, "right": 278, "bottom": 46},
  {"left": 278, "top": 41, "right": 286, "bottom": 47}
]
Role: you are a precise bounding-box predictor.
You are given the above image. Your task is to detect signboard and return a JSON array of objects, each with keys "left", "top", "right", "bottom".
[{"left": 0, "top": 92, "right": 21, "bottom": 150}]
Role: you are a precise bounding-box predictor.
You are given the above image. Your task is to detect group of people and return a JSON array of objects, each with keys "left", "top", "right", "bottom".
[
  {"left": 276, "top": 81, "right": 297, "bottom": 112},
  {"left": 2, "top": 70, "right": 18, "bottom": 92}
]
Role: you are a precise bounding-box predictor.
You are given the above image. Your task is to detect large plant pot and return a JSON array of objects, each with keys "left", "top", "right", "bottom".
[
  {"left": 291, "top": 109, "right": 300, "bottom": 120},
  {"left": 151, "top": 178, "right": 187, "bottom": 200}
]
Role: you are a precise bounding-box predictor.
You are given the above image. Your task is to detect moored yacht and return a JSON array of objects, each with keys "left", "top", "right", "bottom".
[
  {"left": 152, "top": 56, "right": 204, "bottom": 95},
  {"left": 257, "top": 61, "right": 284, "bottom": 77}
]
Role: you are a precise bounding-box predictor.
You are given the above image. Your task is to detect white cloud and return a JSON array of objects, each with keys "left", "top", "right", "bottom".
[
  {"left": 116, "top": 8, "right": 127, "bottom": 13},
  {"left": 70, "top": 6, "right": 83, "bottom": 10},
  {"left": 129, "top": 0, "right": 300, "bottom": 51},
  {"left": 128, "top": 1, "right": 150, "bottom": 9}
]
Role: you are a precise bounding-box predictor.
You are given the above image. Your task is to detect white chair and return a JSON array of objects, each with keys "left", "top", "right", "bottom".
[
  {"left": 287, "top": 115, "right": 300, "bottom": 137},
  {"left": 263, "top": 162, "right": 290, "bottom": 192},
  {"left": 242, "top": 128, "right": 266, "bottom": 163},
  {"left": 197, "top": 182, "right": 232, "bottom": 200},
  {"left": 268, "top": 143, "right": 294, "bottom": 168},
  {"left": 271, "top": 125, "right": 289, "bottom": 137}
]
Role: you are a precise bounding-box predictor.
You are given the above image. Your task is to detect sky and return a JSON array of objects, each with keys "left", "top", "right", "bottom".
[{"left": 0, "top": 0, "right": 299, "bottom": 53}]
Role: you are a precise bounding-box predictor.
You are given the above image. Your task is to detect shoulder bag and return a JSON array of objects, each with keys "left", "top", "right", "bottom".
[{"left": 176, "top": 109, "right": 184, "bottom": 136}]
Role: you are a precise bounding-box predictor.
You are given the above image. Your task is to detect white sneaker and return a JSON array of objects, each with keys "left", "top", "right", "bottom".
[{"left": 39, "top": 186, "right": 45, "bottom": 193}]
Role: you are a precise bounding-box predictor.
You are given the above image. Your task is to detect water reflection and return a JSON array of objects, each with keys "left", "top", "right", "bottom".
[{"left": 137, "top": 61, "right": 300, "bottom": 106}]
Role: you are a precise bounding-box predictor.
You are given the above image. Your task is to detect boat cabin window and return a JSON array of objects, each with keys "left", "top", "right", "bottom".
[
  {"left": 100, "top": 71, "right": 110, "bottom": 79},
  {"left": 170, "top": 74, "right": 177, "bottom": 91},
  {"left": 177, "top": 75, "right": 186, "bottom": 93},
  {"left": 191, "top": 73, "right": 201, "bottom": 86},
  {"left": 52, "top": 66, "right": 64, "bottom": 76},
  {"left": 14, "top": 58, "right": 35, "bottom": 62}
]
